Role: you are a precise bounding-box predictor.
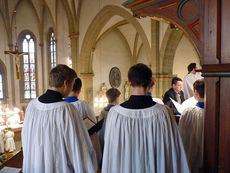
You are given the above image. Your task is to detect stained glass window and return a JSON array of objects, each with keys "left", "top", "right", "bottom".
[
  {"left": 22, "top": 34, "right": 36, "bottom": 99},
  {"left": 49, "top": 31, "right": 56, "bottom": 68},
  {"left": 0, "top": 72, "right": 3, "bottom": 100}
]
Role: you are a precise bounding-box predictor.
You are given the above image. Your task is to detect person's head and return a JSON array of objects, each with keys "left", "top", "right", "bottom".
[
  {"left": 49, "top": 64, "right": 77, "bottom": 97},
  {"left": 106, "top": 88, "right": 121, "bottom": 104},
  {"left": 172, "top": 77, "right": 183, "bottom": 93},
  {"left": 148, "top": 78, "right": 156, "bottom": 93},
  {"left": 187, "top": 63, "right": 197, "bottom": 74},
  {"left": 72, "top": 78, "right": 82, "bottom": 94},
  {"left": 193, "top": 79, "right": 204, "bottom": 101},
  {"left": 128, "top": 63, "right": 152, "bottom": 89}
]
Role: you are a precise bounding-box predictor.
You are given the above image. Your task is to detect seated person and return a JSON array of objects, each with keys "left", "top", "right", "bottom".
[
  {"left": 163, "top": 77, "right": 185, "bottom": 114},
  {"left": 98, "top": 88, "right": 121, "bottom": 152},
  {"left": 147, "top": 78, "right": 164, "bottom": 104},
  {"left": 102, "top": 63, "right": 189, "bottom": 173},
  {"left": 178, "top": 79, "right": 204, "bottom": 173}
]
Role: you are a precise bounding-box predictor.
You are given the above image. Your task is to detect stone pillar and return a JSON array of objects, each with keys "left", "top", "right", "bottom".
[
  {"left": 79, "top": 73, "right": 94, "bottom": 107},
  {"left": 38, "top": 43, "right": 44, "bottom": 94},
  {"left": 6, "top": 43, "right": 16, "bottom": 106},
  {"left": 69, "top": 32, "right": 79, "bottom": 73},
  {"left": 152, "top": 74, "right": 177, "bottom": 99}
]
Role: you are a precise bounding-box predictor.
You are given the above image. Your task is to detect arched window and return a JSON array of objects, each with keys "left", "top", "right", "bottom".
[
  {"left": 48, "top": 29, "right": 56, "bottom": 68},
  {"left": 0, "top": 72, "right": 3, "bottom": 100},
  {"left": 21, "top": 33, "right": 37, "bottom": 100}
]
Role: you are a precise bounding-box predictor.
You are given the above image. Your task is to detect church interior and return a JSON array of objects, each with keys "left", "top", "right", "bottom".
[{"left": 0, "top": 0, "right": 229, "bottom": 172}]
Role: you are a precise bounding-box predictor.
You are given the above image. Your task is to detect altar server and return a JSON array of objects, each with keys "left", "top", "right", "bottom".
[
  {"left": 64, "top": 78, "right": 101, "bottom": 164},
  {"left": 102, "top": 63, "right": 189, "bottom": 173},
  {"left": 179, "top": 79, "right": 205, "bottom": 173},
  {"left": 22, "top": 64, "right": 97, "bottom": 173},
  {"left": 183, "top": 63, "right": 203, "bottom": 99}
]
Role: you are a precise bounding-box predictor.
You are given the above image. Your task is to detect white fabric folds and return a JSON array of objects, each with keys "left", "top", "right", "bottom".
[
  {"left": 102, "top": 104, "right": 190, "bottom": 173},
  {"left": 179, "top": 107, "right": 204, "bottom": 173},
  {"left": 22, "top": 98, "right": 97, "bottom": 173}
]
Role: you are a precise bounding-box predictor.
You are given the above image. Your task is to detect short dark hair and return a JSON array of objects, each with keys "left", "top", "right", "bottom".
[
  {"left": 193, "top": 79, "right": 204, "bottom": 98},
  {"left": 187, "top": 63, "right": 196, "bottom": 73},
  {"left": 49, "top": 64, "right": 77, "bottom": 88},
  {"left": 128, "top": 63, "right": 152, "bottom": 88},
  {"left": 172, "top": 77, "right": 182, "bottom": 85},
  {"left": 72, "top": 78, "right": 82, "bottom": 92},
  {"left": 106, "top": 88, "right": 121, "bottom": 103}
]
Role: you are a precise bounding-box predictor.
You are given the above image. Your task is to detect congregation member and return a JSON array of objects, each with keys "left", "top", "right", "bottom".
[
  {"left": 147, "top": 78, "right": 164, "bottom": 104},
  {"left": 64, "top": 78, "right": 101, "bottom": 165},
  {"left": 98, "top": 88, "right": 121, "bottom": 152},
  {"left": 179, "top": 79, "right": 205, "bottom": 173},
  {"left": 183, "top": 63, "right": 203, "bottom": 99},
  {"left": 22, "top": 64, "right": 97, "bottom": 173},
  {"left": 102, "top": 63, "right": 189, "bottom": 173},
  {"left": 163, "top": 77, "right": 185, "bottom": 114}
]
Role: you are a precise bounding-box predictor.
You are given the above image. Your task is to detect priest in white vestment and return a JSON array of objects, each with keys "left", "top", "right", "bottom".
[
  {"left": 64, "top": 78, "right": 101, "bottom": 165},
  {"left": 179, "top": 79, "right": 205, "bottom": 173},
  {"left": 102, "top": 63, "right": 190, "bottom": 173},
  {"left": 183, "top": 63, "right": 203, "bottom": 99},
  {"left": 22, "top": 65, "right": 97, "bottom": 173}
]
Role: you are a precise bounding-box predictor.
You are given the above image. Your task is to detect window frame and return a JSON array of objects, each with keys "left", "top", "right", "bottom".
[
  {"left": 18, "top": 30, "right": 37, "bottom": 103},
  {"left": 47, "top": 28, "right": 56, "bottom": 70}
]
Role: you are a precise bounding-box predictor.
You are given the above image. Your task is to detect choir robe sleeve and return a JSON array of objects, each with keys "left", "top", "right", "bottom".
[
  {"left": 178, "top": 107, "right": 204, "bottom": 173},
  {"left": 62, "top": 104, "right": 98, "bottom": 173},
  {"left": 102, "top": 104, "right": 190, "bottom": 173}
]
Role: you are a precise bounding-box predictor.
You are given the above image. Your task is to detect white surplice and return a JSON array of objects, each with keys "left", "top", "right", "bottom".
[
  {"left": 71, "top": 100, "right": 102, "bottom": 164},
  {"left": 183, "top": 73, "right": 203, "bottom": 99},
  {"left": 178, "top": 106, "right": 204, "bottom": 173},
  {"left": 22, "top": 98, "right": 97, "bottom": 173},
  {"left": 71, "top": 100, "right": 96, "bottom": 123},
  {"left": 152, "top": 97, "right": 164, "bottom": 104},
  {"left": 102, "top": 104, "right": 190, "bottom": 173}
]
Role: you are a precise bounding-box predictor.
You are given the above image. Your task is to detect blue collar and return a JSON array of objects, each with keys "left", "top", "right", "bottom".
[
  {"left": 196, "top": 102, "right": 204, "bottom": 109},
  {"left": 104, "top": 104, "right": 115, "bottom": 111},
  {"left": 147, "top": 92, "right": 152, "bottom": 96},
  {"left": 64, "top": 96, "right": 78, "bottom": 103}
]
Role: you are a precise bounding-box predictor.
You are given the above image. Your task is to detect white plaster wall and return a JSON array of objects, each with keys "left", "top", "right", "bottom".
[
  {"left": 159, "top": 21, "right": 169, "bottom": 47},
  {"left": 43, "top": 5, "right": 54, "bottom": 90},
  {"left": 0, "top": 17, "right": 7, "bottom": 66},
  {"left": 99, "top": 15, "right": 124, "bottom": 38},
  {"left": 118, "top": 24, "right": 137, "bottom": 54},
  {"left": 136, "top": 46, "right": 149, "bottom": 65},
  {"left": 93, "top": 30, "right": 131, "bottom": 115},
  {"left": 56, "top": 0, "right": 70, "bottom": 65},
  {"left": 173, "top": 35, "right": 200, "bottom": 79},
  {"left": 79, "top": 0, "right": 151, "bottom": 52},
  {"left": 16, "top": 0, "right": 42, "bottom": 104}
]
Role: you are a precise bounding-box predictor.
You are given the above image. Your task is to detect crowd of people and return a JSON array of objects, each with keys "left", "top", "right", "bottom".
[{"left": 22, "top": 62, "right": 204, "bottom": 173}]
